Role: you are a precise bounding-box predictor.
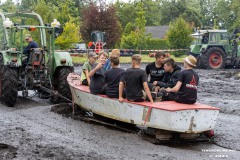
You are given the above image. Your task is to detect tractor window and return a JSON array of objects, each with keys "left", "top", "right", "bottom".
[
  {"left": 209, "top": 32, "right": 228, "bottom": 44},
  {"left": 209, "top": 33, "right": 220, "bottom": 44},
  {"left": 219, "top": 33, "right": 228, "bottom": 44},
  {"left": 0, "top": 18, "right": 6, "bottom": 50}
]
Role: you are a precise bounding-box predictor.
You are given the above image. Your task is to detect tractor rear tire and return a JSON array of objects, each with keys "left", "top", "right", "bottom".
[
  {"left": 200, "top": 47, "right": 226, "bottom": 69},
  {"left": 0, "top": 65, "right": 18, "bottom": 107},
  {"left": 51, "top": 67, "right": 73, "bottom": 103}
]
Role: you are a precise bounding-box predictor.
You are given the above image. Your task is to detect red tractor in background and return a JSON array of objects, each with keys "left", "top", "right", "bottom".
[{"left": 88, "top": 30, "right": 106, "bottom": 54}]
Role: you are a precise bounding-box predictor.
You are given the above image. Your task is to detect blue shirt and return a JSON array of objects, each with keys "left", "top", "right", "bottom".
[
  {"left": 103, "top": 58, "right": 111, "bottom": 71},
  {"left": 23, "top": 41, "right": 39, "bottom": 55}
]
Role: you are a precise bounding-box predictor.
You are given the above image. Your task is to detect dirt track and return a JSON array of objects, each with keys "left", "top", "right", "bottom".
[{"left": 0, "top": 64, "right": 240, "bottom": 160}]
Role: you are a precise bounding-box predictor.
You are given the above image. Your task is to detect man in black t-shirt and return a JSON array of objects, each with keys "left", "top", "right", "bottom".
[
  {"left": 105, "top": 55, "right": 125, "bottom": 98},
  {"left": 155, "top": 58, "right": 181, "bottom": 89},
  {"left": 146, "top": 52, "right": 166, "bottom": 92},
  {"left": 165, "top": 55, "right": 199, "bottom": 104},
  {"left": 119, "top": 54, "right": 154, "bottom": 103},
  {"left": 89, "top": 52, "right": 108, "bottom": 94},
  {"left": 145, "top": 52, "right": 166, "bottom": 83}
]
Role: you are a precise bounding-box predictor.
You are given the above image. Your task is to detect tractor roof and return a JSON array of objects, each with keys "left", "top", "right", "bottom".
[
  {"left": 198, "top": 30, "right": 228, "bottom": 33},
  {"left": 192, "top": 30, "right": 228, "bottom": 36}
]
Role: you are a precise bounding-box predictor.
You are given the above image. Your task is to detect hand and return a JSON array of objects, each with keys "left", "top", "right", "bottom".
[
  {"left": 165, "top": 87, "right": 172, "bottom": 92},
  {"left": 153, "top": 81, "right": 158, "bottom": 86},
  {"left": 154, "top": 86, "right": 160, "bottom": 92},
  {"left": 95, "top": 62, "right": 103, "bottom": 70},
  {"left": 119, "top": 97, "right": 124, "bottom": 103}
]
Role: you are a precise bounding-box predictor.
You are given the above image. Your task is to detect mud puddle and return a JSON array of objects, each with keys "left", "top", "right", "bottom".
[{"left": 0, "top": 143, "right": 17, "bottom": 160}]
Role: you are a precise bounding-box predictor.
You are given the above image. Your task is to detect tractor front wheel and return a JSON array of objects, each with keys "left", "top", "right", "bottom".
[
  {"left": 0, "top": 65, "right": 18, "bottom": 107},
  {"left": 201, "top": 47, "right": 226, "bottom": 69},
  {"left": 51, "top": 67, "right": 73, "bottom": 103}
]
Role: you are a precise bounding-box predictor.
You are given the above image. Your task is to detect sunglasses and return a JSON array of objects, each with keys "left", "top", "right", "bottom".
[{"left": 25, "top": 38, "right": 29, "bottom": 41}]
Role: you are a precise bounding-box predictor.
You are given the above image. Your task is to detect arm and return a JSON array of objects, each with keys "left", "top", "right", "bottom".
[
  {"left": 84, "top": 70, "right": 91, "bottom": 85},
  {"left": 88, "top": 63, "right": 102, "bottom": 78},
  {"left": 119, "top": 82, "right": 124, "bottom": 102},
  {"left": 166, "top": 81, "right": 182, "bottom": 93},
  {"left": 143, "top": 82, "right": 154, "bottom": 103},
  {"left": 145, "top": 65, "right": 150, "bottom": 80}
]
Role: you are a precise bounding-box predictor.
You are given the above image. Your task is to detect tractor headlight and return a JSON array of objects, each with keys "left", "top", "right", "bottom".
[{"left": 60, "top": 59, "right": 66, "bottom": 64}]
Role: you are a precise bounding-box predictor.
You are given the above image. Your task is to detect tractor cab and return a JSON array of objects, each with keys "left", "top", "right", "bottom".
[
  {"left": 88, "top": 30, "right": 106, "bottom": 53},
  {"left": 91, "top": 30, "right": 105, "bottom": 43}
]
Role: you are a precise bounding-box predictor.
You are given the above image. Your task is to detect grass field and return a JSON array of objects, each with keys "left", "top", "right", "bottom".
[{"left": 71, "top": 53, "right": 185, "bottom": 64}]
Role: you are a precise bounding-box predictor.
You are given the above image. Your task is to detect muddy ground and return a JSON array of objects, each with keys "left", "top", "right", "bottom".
[{"left": 0, "top": 64, "right": 240, "bottom": 160}]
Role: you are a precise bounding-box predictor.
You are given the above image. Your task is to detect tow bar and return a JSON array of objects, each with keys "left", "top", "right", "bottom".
[{"left": 38, "top": 85, "right": 72, "bottom": 103}]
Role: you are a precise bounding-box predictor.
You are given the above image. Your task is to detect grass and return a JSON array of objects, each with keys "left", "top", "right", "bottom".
[{"left": 71, "top": 53, "right": 185, "bottom": 65}]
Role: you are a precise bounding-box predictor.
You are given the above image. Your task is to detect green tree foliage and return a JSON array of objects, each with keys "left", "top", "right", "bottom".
[
  {"left": 166, "top": 17, "right": 193, "bottom": 50},
  {"left": 0, "top": 0, "right": 17, "bottom": 12},
  {"left": 146, "top": 38, "right": 169, "bottom": 50},
  {"left": 120, "top": 2, "right": 151, "bottom": 50},
  {"left": 55, "top": 20, "right": 80, "bottom": 49},
  {"left": 160, "top": 0, "right": 202, "bottom": 28},
  {"left": 80, "top": 2, "right": 121, "bottom": 48}
]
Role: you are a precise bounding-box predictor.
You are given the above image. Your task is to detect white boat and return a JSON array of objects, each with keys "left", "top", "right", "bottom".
[{"left": 67, "top": 73, "right": 220, "bottom": 134}]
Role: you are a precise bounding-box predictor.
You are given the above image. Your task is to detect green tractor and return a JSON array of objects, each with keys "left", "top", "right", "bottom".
[
  {"left": 189, "top": 29, "right": 240, "bottom": 69},
  {"left": 0, "top": 12, "right": 74, "bottom": 107}
]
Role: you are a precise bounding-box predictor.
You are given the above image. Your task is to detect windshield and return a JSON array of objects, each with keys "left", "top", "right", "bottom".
[
  {"left": 209, "top": 32, "right": 228, "bottom": 44},
  {"left": 191, "top": 35, "right": 202, "bottom": 45},
  {"left": 76, "top": 43, "right": 86, "bottom": 49}
]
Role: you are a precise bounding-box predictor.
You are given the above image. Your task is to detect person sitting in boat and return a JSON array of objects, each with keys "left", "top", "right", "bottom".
[
  {"left": 146, "top": 52, "right": 166, "bottom": 91},
  {"left": 105, "top": 55, "right": 125, "bottom": 98},
  {"left": 103, "top": 49, "right": 120, "bottom": 71},
  {"left": 80, "top": 52, "right": 98, "bottom": 86},
  {"left": 165, "top": 55, "right": 199, "bottom": 104},
  {"left": 88, "top": 51, "right": 108, "bottom": 94},
  {"left": 154, "top": 58, "right": 181, "bottom": 92},
  {"left": 119, "top": 54, "right": 154, "bottom": 103}
]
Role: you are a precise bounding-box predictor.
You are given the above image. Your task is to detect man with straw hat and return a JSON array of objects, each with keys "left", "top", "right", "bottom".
[{"left": 165, "top": 55, "right": 199, "bottom": 104}]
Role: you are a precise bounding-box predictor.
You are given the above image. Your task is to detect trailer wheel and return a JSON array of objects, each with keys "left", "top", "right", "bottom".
[
  {"left": 201, "top": 47, "right": 226, "bottom": 69},
  {"left": 51, "top": 67, "right": 73, "bottom": 103},
  {"left": 0, "top": 64, "right": 18, "bottom": 107}
]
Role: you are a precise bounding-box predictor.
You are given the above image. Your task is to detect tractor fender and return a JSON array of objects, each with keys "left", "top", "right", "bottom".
[
  {"left": 0, "top": 51, "right": 22, "bottom": 67},
  {"left": 52, "top": 51, "right": 73, "bottom": 73}
]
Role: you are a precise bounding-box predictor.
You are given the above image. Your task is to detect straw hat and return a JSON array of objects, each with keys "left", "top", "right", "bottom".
[{"left": 183, "top": 55, "right": 197, "bottom": 67}]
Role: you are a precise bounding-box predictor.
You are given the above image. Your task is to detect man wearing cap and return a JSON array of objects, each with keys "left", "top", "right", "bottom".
[
  {"left": 165, "top": 55, "right": 199, "bottom": 104},
  {"left": 23, "top": 34, "right": 39, "bottom": 65},
  {"left": 88, "top": 51, "right": 108, "bottom": 94},
  {"left": 80, "top": 52, "right": 98, "bottom": 86}
]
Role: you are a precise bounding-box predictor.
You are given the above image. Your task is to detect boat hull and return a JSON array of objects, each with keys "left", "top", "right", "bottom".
[{"left": 68, "top": 73, "right": 219, "bottom": 133}]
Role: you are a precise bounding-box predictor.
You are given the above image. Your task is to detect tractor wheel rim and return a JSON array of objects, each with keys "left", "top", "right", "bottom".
[{"left": 209, "top": 52, "right": 222, "bottom": 67}]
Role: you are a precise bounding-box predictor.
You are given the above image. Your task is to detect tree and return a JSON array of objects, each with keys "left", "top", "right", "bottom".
[
  {"left": 120, "top": 2, "right": 151, "bottom": 50},
  {"left": 80, "top": 2, "right": 121, "bottom": 48},
  {"left": 160, "top": 0, "right": 202, "bottom": 28},
  {"left": 0, "top": 0, "right": 17, "bottom": 12},
  {"left": 55, "top": 20, "right": 80, "bottom": 49},
  {"left": 166, "top": 17, "right": 193, "bottom": 52}
]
